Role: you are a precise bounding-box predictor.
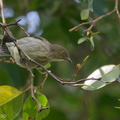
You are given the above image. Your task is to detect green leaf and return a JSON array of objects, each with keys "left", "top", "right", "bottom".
[
  {"left": 78, "top": 36, "right": 89, "bottom": 44},
  {"left": 89, "top": 36, "right": 94, "bottom": 50},
  {"left": 80, "top": 9, "right": 89, "bottom": 20},
  {"left": 22, "top": 92, "right": 50, "bottom": 120},
  {"left": 44, "top": 63, "right": 51, "bottom": 69},
  {"left": 82, "top": 64, "right": 120, "bottom": 90},
  {"left": 88, "top": 0, "right": 93, "bottom": 12},
  {"left": 0, "top": 86, "right": 23, "bottom": 120},
  {"left": 0, "top": 86, "right": 22, "bottom": 106},
  {"left": 114, "top": 106, "right": 120, "bottom": 109}
]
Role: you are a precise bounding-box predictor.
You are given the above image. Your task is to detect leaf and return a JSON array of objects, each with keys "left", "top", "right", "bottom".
[
  {"left": 82, "top": 64, "right": 120, "bottom": 90},
  {"left": 78, "top": 36, "right": 89, "bottom": 44},
  {"left": 44, "top": 63, "right": 51, "bottom": 69},
  {"left": 89, "top": 36, "right": 94, "bottom": 50},
  {"left": 0, "top": 86, "right": 23, "bottom": 120},
  {"left": 114, "top": 106, "right": 120, "bottom": 109},
  {"left": 88, "top": 0, "right": 93, "bottom": 12},
  {"left": 0, "top": 86, "right": 22, "bottom": 106},
  {"left": 80, "top": 9, "right": 89, "bottom": 20},
  {"left": 22, "top": 92, "right": 50, "bottom": 120}
]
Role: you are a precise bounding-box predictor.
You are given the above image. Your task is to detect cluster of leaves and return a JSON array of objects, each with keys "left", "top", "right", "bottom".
[{"left": 0, "top": 86, "right": 49, "bottom": 120}]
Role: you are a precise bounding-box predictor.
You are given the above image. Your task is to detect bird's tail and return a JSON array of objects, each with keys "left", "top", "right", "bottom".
[{"left": 0, "top": 45, "right": 10, "bottom": 56}]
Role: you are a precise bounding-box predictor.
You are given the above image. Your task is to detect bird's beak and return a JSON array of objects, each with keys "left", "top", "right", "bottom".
[{"left": 67, "top": 57, "right": 72, "bottom": 63}]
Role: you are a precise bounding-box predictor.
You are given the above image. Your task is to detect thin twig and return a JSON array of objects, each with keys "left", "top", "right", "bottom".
[
  {"left": 115, "top": 0, "right": 120, "bottom": 21},
  {"left": 4, "top": 19, "right": 30, "bottom": 36},
  {"left": 0, "top": 0, "right": 5, "bottom": 24},
  {"left": 17, "top": 24, "right": 30, "bottom": 36},
  {"left": 4, "top": 19, "right": 21, "bottom": 27}
]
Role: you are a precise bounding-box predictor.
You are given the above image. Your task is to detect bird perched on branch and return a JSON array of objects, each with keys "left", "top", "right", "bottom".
[{"left": 1, "top": 34, "right": 72, "bottom": 68}]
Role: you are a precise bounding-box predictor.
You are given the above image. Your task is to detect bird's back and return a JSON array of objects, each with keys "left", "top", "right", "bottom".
[
  {"left": 17, "top": 37, "right": 51, "bottom": 55},
  {"left": 6, "top": 37, "right": 52, "bottom": 68}
]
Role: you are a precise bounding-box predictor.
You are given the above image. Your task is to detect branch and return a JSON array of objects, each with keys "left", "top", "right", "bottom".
[
  {"left": 0, "top": 22, "right": 111, "bottom": 86},
  {"left": 115, "top": 0, "right": 120, "bottom": 21},
  {"left": 69, "top": 0, "right": 120, "bottom": 32},
  {"left": 0, "top": 0, "right": 5, "bottom": 24},
  {"left": 4, "top": 19, "right": 30, "bottom": 37}
]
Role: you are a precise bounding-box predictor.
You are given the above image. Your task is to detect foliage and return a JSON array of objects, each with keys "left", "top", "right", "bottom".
[{"left": 0, "top": 0, "right": 120, "bottom": 120}]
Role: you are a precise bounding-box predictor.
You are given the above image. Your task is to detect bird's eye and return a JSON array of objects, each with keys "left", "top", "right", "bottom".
[
  {"left": 62, "top": 51, "right": 65, "bottom": 54},
  {"left": 61, "top": 51, "right": 67, "bottom": 57}
]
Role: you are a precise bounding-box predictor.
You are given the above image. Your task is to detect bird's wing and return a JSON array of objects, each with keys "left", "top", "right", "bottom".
[{"left": 17, "top": 37, "right": 51, "bottom": 56}]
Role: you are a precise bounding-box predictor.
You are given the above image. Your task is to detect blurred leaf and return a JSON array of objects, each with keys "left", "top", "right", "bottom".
[
  {"left": 78, "top": 31, "right": 98, "bottom": 46},
  {"left": 88, "top": 0, "right": 93, "bottom": 12},
  {"left": 22, "top": 92, "right": 50, "bottom": 120},
  {"left": 80, "top": 9, "right": 89, "bottom": 20},
  {"left": 82, "top": 64, "right": 120, "bottom": 90},
  {"left": 0, "top": 85, "right": 23, "bottom": 120},
  {"left": 89, "top": 36, "right": 94, "bottom": 50},
  {"left": 0, "top": 85, "right": 22, "bottom": 106},
  {"left": 81, "top": 55, "right": 89, "bottom": 68},
  {"left": 114, "top": 106, "right": 120, "bottom": 109},
  {"left": 89, "top": 31, "right": 99, "bottom": 50},
  {"left": 44, "top": 63, "right": 51, "bottom": 69},
  {"left": 91, "top": 31, "right": 99, "bottom": 36},
  {"left": 78, "top": 36, "right": 89, "bottom": 44}
]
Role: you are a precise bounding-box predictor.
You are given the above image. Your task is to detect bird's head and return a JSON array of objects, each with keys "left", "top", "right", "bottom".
[{"left": 50, "top": 44, "right": 72, "bottom": 63}]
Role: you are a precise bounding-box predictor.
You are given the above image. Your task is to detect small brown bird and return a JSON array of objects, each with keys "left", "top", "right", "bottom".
[{"left": 1, "top": 36, "right": 71, "bottom": 68}]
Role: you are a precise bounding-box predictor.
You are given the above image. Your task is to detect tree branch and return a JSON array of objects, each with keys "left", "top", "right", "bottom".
[
  {"left": 0, "top": 0, "right": 5, "bottom": 24},
  {"left": 69, "top": 0, "right": 120, "bottom": 32}
]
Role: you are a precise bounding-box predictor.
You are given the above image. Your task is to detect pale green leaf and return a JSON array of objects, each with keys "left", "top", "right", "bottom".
[
  {"left": 89, "top": 36, "right": 94, "bottom": 50},
  {"left": 0, "top": 86, "right": 22, "bottom": 106},
  {"left": 114, "top": 106, "right": 120, "bottom": 109},
  {"left": 78, "top": 36, "right": 89, "bottom": 44},
  {"left": 82, "top": 64, "right": 120, "bottom": 90},
  {"left": 80, "top": 9, "right": 89, "bottom": 20},
  {"left": 88, "top": 0, "right": 93, "bottom": 12}
]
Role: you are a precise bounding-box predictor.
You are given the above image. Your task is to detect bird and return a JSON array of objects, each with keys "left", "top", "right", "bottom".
[{"left": 1, "top": 35, "right": 72, "bottom": 69}]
